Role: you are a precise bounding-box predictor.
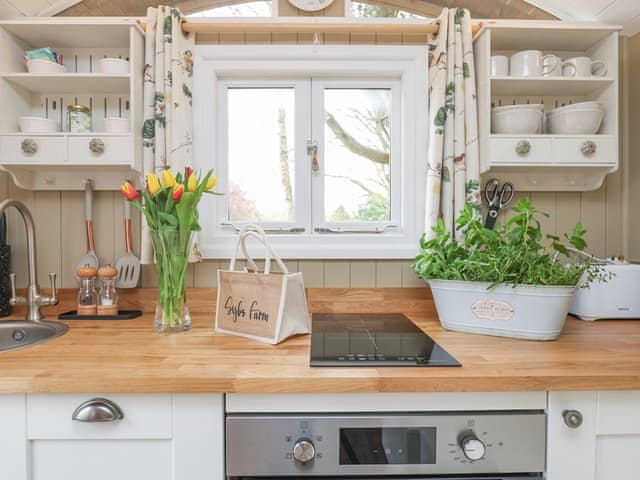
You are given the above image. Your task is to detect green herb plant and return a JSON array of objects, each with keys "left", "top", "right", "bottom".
[{"left": 413, "top": 198, "right": 607, "bottom": 288}]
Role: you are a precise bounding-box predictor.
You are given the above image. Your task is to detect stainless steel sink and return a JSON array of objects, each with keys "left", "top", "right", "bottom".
[{"left": 0, "top": 320, "right": 68, "bottom": 352}]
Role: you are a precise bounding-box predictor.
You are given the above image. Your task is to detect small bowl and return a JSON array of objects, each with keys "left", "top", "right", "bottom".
[
  {"left": 26, "top": 59, "right": 65, "bottom": 74},
  {"left": 97, "top": 58, "right": 129, "bottom": 75},
  {"left": 492, "top": 104, "right": 544, "bottom": 134},
  {"left": 546, "top": 109, "right": 605, "bottom": 134},
  {"left": 103, "top": 117, "right": 129, "bottom": 134},
  {"left": 19, "top": 116, "right": 59, "bottom": 133}
]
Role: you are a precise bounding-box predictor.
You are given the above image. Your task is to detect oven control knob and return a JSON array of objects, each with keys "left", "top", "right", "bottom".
[
  {"left": 293, "top": 438, "right": 316, "bottom": 464},
  {"left": 459, "top": 434, "right": 486, "bottom": 461}
]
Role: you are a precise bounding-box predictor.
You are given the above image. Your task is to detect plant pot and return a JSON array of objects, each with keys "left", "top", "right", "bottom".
[
  {"left": 428, "top": 279, "right": 576, "bottom": 341},
  {"left": 150, "top": 230, "right": 195, "bottom": 333}
]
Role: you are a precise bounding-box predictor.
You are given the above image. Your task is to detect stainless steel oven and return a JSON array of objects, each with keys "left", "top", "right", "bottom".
[{"left": 226, "top": 412, "right": 545, "bottom": 479}]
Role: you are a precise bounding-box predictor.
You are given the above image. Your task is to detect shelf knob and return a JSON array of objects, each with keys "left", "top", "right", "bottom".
[
  {"left": 21, "top": 138, "right": 38, "bottom": 155},
  {"left": 562, "top": 409, "right": 583, "bottom": 429},
  {"left": 89, "top": 138, "right": 105, "bottom": 154},
  {"left": 515, "top": 140, "right": 531, "bottom": 156},
  {"left": 581, "top": 141, "right": 597, "bottom": 156}
]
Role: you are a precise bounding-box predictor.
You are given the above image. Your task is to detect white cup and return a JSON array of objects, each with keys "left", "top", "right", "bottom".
[
  {"left": 510, "top": 50, "right": 558, "bottom": 77},
  {"left": 490, "top": 55, "right": 509, "bottom": 76},
  {"left": 542, "top": 55, "right": 576, "bottom": 77},
  {"left": 562, "top": 56, "right": 607, "bottom": 77}
]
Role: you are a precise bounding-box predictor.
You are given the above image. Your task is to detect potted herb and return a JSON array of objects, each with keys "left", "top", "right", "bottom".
[{"left": 413, "top": 198, "right": 604, "bottom": 340}]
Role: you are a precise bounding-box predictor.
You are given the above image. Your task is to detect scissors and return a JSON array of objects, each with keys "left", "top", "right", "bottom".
[{"left": 483, "top": 178, "right": 515, "bottom": 229}]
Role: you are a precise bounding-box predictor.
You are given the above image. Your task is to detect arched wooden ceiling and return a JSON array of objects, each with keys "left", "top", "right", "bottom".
[{"left": 57, "top": 0, "right": 554, "bottom": 19}]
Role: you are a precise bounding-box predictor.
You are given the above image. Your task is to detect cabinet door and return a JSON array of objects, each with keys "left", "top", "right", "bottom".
[
  {"left": 548, "top": 391, "right": 640, "bottom": 480},
  {"left": 12, "top": 393, "right": 224, "bottom": 480}
]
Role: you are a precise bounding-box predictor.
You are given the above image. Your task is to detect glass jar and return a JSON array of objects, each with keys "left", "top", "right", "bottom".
[
  {"left": 97, "top": 265, "right": 119, "bottom": 316},
  {"left": 67, "top": 105, "right": 91, "bottom": 133},
  {"left": 76, "top": 265, "right": 97, "bottom": 316}
]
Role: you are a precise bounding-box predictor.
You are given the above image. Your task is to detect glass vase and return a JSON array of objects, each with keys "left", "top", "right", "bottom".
[{"left": 150, "top": 230, "right": 195, "bottom": 333}]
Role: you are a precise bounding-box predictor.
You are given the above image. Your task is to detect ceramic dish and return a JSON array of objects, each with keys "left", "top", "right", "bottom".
[
  {"left": 492, "top": 104, "right": 544, "bottom": 134},
  {"left": 97, "top": 58, "right": 129, "bottom": 75},
  {"left": 26, "top": 59, "right": 65, "bottom": 74},
  {"left": 19, "top": 116, "right": 59, "bottom": 133},
  {"left": 546, "top": 108, "right": 604, "bottom": 134}
]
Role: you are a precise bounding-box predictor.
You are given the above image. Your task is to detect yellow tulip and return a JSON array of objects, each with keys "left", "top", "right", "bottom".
[
  {"left": 205, "top": 175, "right": 217, "bottom": 191},
  {"left": 187, "top": 172, "right": 198, "bottom": 192},
  {"left": 146, "top": 173, "right": 160, "bottom": 196},
  {"left": 160, "top": 169, "right": 176, "bottom": 187}
]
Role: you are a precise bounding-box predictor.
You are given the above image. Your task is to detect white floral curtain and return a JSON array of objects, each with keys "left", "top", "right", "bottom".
[
  {"left": 425, "top": 8, "right": 481, "bottom": 240},
  {"left": 140, "top": 6, "right": 195, "bottom": 263}
]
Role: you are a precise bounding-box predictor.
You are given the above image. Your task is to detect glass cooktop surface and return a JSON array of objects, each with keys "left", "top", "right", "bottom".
[{"left": 310, "top": 314, "right": 461, "bottom": 367}]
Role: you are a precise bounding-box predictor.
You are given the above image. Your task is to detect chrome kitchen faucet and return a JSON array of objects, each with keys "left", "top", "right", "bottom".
[{"left": 0, "top": 199, "right": 58, "bottom": 321}]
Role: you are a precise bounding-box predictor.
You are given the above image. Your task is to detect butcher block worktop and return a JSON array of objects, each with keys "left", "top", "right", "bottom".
[{"left": 0, "top": 288, "right": 639, "bottom": 393}]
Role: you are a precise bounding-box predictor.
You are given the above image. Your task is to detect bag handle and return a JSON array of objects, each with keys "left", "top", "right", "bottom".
[{"left": 228, "top": 224, "right": 289, "bottom": 275}]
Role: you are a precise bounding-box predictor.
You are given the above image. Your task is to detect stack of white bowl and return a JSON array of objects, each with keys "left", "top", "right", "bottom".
[
  {"left": 545, "top": 101, "right": 604, "bottom": 134},
  {"left": 491, "top": 104, "right": 544, "bottom": 134}
]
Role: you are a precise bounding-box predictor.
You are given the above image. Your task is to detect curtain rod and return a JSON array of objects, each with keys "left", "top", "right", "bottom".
[{"left": 136, "top": 19, "right": 482, "bottom": 36}]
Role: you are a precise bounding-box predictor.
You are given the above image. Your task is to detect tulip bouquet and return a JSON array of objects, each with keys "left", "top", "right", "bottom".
[{"left": 120, "top": 166, "right": 219, "bottom": 333}]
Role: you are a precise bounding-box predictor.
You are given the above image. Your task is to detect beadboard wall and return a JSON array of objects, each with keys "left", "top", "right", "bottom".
[{"left": 0, "top": 29, "right": 629, "bottom": 289}]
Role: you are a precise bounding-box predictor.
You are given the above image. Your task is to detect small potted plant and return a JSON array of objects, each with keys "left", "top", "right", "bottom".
[{"left": 413, "top": 198, "right": 606, "bottom": 340}]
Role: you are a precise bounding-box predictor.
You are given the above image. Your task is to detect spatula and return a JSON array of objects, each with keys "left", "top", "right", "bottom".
[
  {"left": 115, "top": 198, "right": 140, "bottom": 288},
  {"left": 76, "top": 181, "right": 99, "bottom": 274}
]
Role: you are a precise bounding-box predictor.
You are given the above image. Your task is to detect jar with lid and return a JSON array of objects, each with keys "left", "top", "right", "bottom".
[
  {"left": 67, "top": 105, "right": 91, "bottom": 133},
  {"left": 76, "top": 264, "right": 97, "bottom": 315},
  {"left": 97, "top": 264, "right": 119, "bottom": 316}
]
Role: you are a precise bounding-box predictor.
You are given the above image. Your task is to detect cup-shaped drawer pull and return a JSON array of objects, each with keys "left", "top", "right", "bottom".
[
  {"left": 21, "top": 138, "right": 38, "bottom": 154},
  {"left": 581, "top": 140, "right": 597, "bottom": 156},
  {"left": 515, "top": 140, "right": 531, "bottom": 156},
  {"left": 72, "top": 398, "right": 124, "bottom": 422},
  {"left": 89, "top": 138, "right": 105, "bottom": 154}
]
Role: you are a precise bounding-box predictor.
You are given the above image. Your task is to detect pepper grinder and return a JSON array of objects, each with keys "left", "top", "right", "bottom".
[
  {"left": 97, "top": 264, "right": 119, "bottom": 316},
  {"left": 76, "top": 264, "right": 97, "bottom": 315}
]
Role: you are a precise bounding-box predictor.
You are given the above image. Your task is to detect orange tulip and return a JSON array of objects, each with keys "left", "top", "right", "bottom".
[
  {"left": 172, "top": 183, "right": 184, "bottom": 202},
  {"left": 120, "top": 181, "right": 139, "bottom": 201},
  {"left": 185, "top": 165, "right": 193, "bottom": 179}
]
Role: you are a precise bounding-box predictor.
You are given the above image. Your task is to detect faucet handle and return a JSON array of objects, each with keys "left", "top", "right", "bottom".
[
  {"left": 9, "top": 273, "right": 26, "bottom": 306},
  {"left": 47, "top": 272, "right": 58, "bottom": 306}
]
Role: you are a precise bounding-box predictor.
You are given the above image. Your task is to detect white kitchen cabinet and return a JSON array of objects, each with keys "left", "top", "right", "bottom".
[
  {"left": 474, "top": 24, "right": 620, "bottom": 191},
  {"left": 0, "top": 19, "right": 144, "bottom": 190},
  {"left": 0, "top": 393, "right": 225, "bottom": 480},
  {"left": 548, "top": 390, "right": 640, "bottom": 480}
]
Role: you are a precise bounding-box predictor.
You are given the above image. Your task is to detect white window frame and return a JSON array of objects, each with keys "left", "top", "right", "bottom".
[{"left": 194, "top": 45, "right": 427, "bottom": 259}]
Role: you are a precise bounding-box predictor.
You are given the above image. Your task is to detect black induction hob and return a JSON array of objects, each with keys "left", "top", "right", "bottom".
[{"left": 310, "top": 313, "right": 461, "bottom": 367}]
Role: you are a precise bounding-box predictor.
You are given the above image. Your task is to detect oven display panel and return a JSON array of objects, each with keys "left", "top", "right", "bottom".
[{"left": 339, "top": 427, "right": 436, "bottom": 465}]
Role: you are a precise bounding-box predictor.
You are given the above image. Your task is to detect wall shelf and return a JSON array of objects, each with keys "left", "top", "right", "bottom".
[
  {"left": 491, "top": 76, "right": 614, "bottom": 96},
  {"left": 3, "top": 74, "right": 131, "bottom": 94}
]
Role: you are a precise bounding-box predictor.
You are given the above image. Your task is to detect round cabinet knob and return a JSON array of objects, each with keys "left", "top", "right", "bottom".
[
  {"left": 21, "top": 138, "right": 38, "bottom": 155},
  {"left": 581, "top": 140, "right": 597, "bottom": 156},
  {"left": 562, "top": 409, "right": 583, "bottom": 429},
  {"left": 292, "top": 438, "right": 316, "bottom": 464},
  {"left": 515, "top": 140, "right": 531, "bottom": 156},
  {"left": 89, "top": 138, "right": 105, "bottom": 154},
  {"left": 459, "top": 434, "right": 486, "bottom": 461}
]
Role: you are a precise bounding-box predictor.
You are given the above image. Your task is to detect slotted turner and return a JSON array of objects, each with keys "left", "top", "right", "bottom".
[{"left": 115, "top": 198, "right": 140, "bottom": 288}]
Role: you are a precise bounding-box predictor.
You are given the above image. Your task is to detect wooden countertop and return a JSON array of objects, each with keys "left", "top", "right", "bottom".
[{"left": 0, "top": 288, "right": 639, "bottom": 393}]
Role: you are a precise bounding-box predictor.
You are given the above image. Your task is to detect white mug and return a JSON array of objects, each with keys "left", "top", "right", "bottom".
[
  {"left": 510, "top": 50, "right": 558, "bottom": 77},
  {"left": 490, "top": 55, "right": 509, "bottom": 76},
  {"left": 542, "top": 55, "right": 576, "bottom": 77},
  {"left": 562, "top": 56, "right": 607, "bottom": 77}
]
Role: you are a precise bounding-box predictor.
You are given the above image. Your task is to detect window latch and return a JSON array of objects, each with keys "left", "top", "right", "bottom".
[
  {"left": 314, "top": 225, "right": 398, "bottom": 234},
  {"left": 221, "top": 222, "right": 305, "bottom": 234},
  {"left": 307, "top": 140, "right": 319, "bottom": 172}
]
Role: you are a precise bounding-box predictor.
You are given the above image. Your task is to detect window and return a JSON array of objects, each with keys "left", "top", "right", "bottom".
[
  {"left": 188, "top": 1, "right": 272, "bottom": 17},
  {"left": 194, "top": 46, "right": 427, "bottom": 259},
  {"left": 350, "top": 1, "right": 426, "bottom": 19}
]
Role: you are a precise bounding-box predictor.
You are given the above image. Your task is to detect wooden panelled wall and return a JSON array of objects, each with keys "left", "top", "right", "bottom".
[{"left": 2, "top": 14, "right": 629, "bottom": 289}]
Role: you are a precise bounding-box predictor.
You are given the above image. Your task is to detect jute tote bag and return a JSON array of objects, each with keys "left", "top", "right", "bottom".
[{"left": 215, "top": 225, "right": 311, "bottom": 344}]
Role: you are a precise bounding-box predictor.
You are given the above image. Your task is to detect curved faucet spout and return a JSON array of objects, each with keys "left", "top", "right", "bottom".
[{"left": 0, "top": 199, "right": 57, "bottom": 321}]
